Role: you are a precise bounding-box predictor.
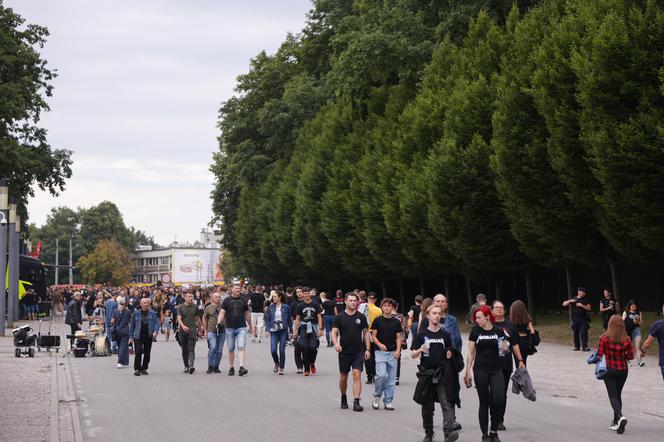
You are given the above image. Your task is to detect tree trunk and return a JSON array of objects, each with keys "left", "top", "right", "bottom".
[
  {"left": 398, "top": 277, "right": 405, "bottom": 314},
  {"left": 525, "top": 270, "right": 535, "bottom": 320},
  {"left": 381, "top": 279, "right": 387, "bottom": 298},
  {"left": 465, "top": 276, "right": 473, "bottom": 309},
  {"left": 605, "top": 250, "right": 621, "bottom": 306},
  {"left": 565, "top": 265, "right": 574, "bottom": 322}
]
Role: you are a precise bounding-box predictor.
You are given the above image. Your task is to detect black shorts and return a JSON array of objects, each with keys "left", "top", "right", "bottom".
[{"left": 338, "top": 352, "right": 364, "bottom": 374}]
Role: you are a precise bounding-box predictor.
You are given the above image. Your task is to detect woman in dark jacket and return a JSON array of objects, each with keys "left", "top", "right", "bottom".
[
  {"left": 264, "top": 291, "right": 292, "bottom": 375},
  {"left": 111, "top": 297, "right": 132, "bottom": 368}
]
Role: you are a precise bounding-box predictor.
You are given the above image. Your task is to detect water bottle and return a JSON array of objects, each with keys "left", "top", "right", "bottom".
[
  {"left": 423, "top": 337, "right": 430, "bottom": 357},
  {"left": 498, "top": 337, "right": 506, "bottom": 357}
]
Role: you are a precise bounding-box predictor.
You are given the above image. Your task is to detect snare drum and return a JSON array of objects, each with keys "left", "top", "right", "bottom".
[
  {"left": 89, "top": 325, "right": 102, "bottom": 335},
  {"left": 94, "top": 335, "right": 110, "bottom": 356},
  {"left": 75, "top": 330, "right": 90, "bottom": 340}
]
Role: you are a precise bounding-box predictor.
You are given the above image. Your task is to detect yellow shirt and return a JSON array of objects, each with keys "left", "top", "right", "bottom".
[{"left": 368, "top": 303, "right": 382, "bottom": 328}]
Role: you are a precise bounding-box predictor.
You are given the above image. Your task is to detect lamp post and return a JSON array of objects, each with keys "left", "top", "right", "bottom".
[
  {"left": 14, "top": 214, "right": 21, "bottom": 320},
  {"left": 0, "top": 180, "right": 8, "bottom": 335},
  {"left": 7, "top": 201, "right": 18, "bottom": 327}
]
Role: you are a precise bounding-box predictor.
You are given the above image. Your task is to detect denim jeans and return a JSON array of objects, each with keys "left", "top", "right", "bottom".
[
  {"left": 374, "top": 350, "right": 398, "bottom": 404},
  {"left": 324, "top": 315, "right": 335, "bottom": 345},
  {"left": 226, "top": 327, "right": 247, "bottom": 353},
  {"left": 207, "top": 331, "right": 226, "bottom": 369},
  {"left": 117, "top": 334, "right": 129, "bottom": 366},
  {"left": 106, "top": 321, "right": 118, "bottom": 352},
  {"left": 270, "top": 328, "right": 288, "bottom": 369}
]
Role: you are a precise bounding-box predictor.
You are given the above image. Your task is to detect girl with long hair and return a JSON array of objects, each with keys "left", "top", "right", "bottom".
[
  {"left": 597, "top": 315, "right": 634, "bottom": 434},
  {"left": 509, "top": 300, "right": 537, "bottom": 366},
  {"left": 622, "top": 300, "right": 644, "bottom": 366}
]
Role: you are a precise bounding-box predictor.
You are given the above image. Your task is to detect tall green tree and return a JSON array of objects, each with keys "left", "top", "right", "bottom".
[
  {"left": 77, "top": 239, "right": 133, "bottom": 286},
  {"left": 0, "top": 3, "right": 72, "bottom": 217}
]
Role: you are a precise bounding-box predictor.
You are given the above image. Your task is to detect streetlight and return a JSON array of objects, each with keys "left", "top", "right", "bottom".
[{"left": 0, "top": 179, "right": 8, "bottom": 335}]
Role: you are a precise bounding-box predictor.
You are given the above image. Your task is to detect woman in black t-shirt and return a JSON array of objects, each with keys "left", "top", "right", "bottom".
[
  {"left": 599, "top": 289, "right": 618, "bottom": 330},
  {"left": 622, "top": 300, "right": 643, "bottom": 367},
  {"left": 464, "top": 305, "right": 507, "bottom": 442}
]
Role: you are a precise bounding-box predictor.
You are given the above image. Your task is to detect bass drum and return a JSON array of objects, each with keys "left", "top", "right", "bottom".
[{"left": 94, "top": 335, "right": 110, "bottom": 356}]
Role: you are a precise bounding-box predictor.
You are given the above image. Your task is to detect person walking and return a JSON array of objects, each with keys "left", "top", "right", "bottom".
[
  {"left": 65, "top": 291, "right": 83, "bottom": 349},
  {"left": 332, "top": 292, "right": 371, "bottom": 412},
  {"left": 492, "top": 300, "right": 526, "bottom": 432},
  {"left": 599, "top": 289, "right": 618, "bottom": 330},
  {"left": 509, "top": 300, "right": 537, "bottom": 366},
  {"left": 364, "top": 292, "right": 382, "bottom": 384},
  {"left": 321, "top": 292, "right": 336, "bottom": 347},
  {"left": 265, "top": 290, "right": 292, "bottom": 375},
  {"left": 293, "top": 287, "right": 323, "bottom": 376},
  {"left": 411, "top": 305, "right": 459, "bottom": 442},
  {"left": 218, "top": 283, "right": 252, "bottom": 376},
  {"left": 562, "top": 287, "right": 592, "bottom": 351},
  {"left": 177, "top": 291, "right": 201, "bottom": 374},
  {"left": 464, "top": 305, "right": 508, "bottom": 442},
  {"left": 290, "top": 287, "right": 305, "bottom": 373},
  {"left": 465, "top": 293, "right": 488, "bottom": 325},
  {"left": 640, "top": 303, "right": 664, "bottom": 380},
  {"left": 111, "top": 297, "right": 131, "bottom": 369},
  {"left": 597, "top": 315, "right": 634, "bottom": 434},
  {"left": 203, "top": 292, "right": 225, "bottom": 374},
  {"left": 249, "top": 286, "right": 266, "bottom": 343},
  {"left": 334, "top": 289, "right": 346, "bottom": 316},
  {"left": 408, "top": 295, "right": 423, "bottom": 343},
  {"left": 129, "top": 298, "right": 159, "bottom": 376},
  {"left": 104, "top": 291, "right": 119, "bottom": 354},
  {"left": 622, "top": 300, "right": 644, "bottom": 367},
  {"left": 370, "top": 298, "right": 402, "bottom": 410}
]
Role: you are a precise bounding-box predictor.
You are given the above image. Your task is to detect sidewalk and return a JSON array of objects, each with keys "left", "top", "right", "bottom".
[{"left": 1, "top": 317, "right": 83, "bottom": 442}]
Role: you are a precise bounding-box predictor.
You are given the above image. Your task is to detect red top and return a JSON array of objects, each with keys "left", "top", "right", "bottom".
[{"left": 597, "top": 336, "right": 634, "bottom": 371}]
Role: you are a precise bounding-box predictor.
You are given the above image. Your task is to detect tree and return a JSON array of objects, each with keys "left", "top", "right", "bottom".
[
  {"left": 77, "top": 239, "right": 134, "bottom": 285},
  {"left": 78, "top": 201, "right": 135, "bottom": 255},
  {"left": 0, "top": 3, "right": 72, "bottom": 217}
]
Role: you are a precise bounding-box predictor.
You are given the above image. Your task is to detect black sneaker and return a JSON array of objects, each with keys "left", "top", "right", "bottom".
[
  {"left": 134, "top": 370, "right": 140, "bottom": 376},
  {"left": 365, "top": 377, "right": 373, "bottom": 385},
  {"left": 489, "top": 432, "right": 501, "bottom": 442},
  {"left": 213, "top": 368, "right": 221, "bottom": 374},
  {"left": 228, "top": 367, "right": 235, "bottom": 376},
  {"left": 395, "top": 377, "right": 399, "bottom": 386},
  {"left": 453, "top": 422, "right": 462, "bottom": 431},
  {"left": 573, "top": 348, "right": 580, "bottom": 351},
  {"left": 340, "top": 394, "right": 348, "bottom": 409},
  {"left": 188, "top": 367, "right": 195, "bottom": 374},
  {"left": 238, "top": 366, "right": 248, "bottom": 376},
  {"left": 617, "top": 416, "right": 628, "bottom": 434},
  {"left": 206, "top": 367, "right": 213, "bottom": 374},
  {"left": 497, "top": 423, "right": 506, "bottom": 431},
  {"left": 183, "top": 367, "right": 189, "bottom": 374},
  {"left": 443, "top": 431, "right": 459, "bottom": 442},
  {"left": 582, "top": 347, "right": 591, "bottom": 352},
  {"left": 422, "top": 432, "right": 433, "bottom": 442},
  {"left": 353, "top": 399, "right": 363, "bottom": 412},
  {"left": 482, "top": 436, "right": 491, "bottom": 442},
  {"left": 140, "top": 370, "right": 148, "bottom": 375}
]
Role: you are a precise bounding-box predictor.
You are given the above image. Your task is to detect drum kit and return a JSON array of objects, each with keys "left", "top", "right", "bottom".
[{"left": 72, "top": 324, "right": 110, "bottom": 358}]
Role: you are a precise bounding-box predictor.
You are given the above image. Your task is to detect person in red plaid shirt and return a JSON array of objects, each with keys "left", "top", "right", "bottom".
[{"left": 596, "top": 315, "right": 635, "bottom": 434}]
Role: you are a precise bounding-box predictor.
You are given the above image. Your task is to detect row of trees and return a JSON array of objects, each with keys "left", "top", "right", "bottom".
[
  {"left": 30, "top": 201, "right": 154, "bottom": 285},
  {"left": 211, "top": 0, "right": 664, "bottom": 304}
]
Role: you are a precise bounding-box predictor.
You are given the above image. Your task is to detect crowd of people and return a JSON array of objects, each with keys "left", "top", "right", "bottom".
[{"left": 51, "top": 282, "right": 664, "bottom": 442}]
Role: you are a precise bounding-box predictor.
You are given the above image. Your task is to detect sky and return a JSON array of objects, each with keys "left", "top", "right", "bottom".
[{"left": 6, "top": 0, "right": 312, "bottom": 245}]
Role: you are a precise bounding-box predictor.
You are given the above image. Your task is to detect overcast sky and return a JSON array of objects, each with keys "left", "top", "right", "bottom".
[{"left": 7, "top": 0, "right": 312, "bottom": 245}]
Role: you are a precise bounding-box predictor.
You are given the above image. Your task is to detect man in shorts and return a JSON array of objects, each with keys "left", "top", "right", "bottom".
[
  {"left": 218, "top": 283, "right": 252, "bottom": 376},
  {"left": 332, "top": 292, "right": 371, "bottom": 412},
  {"left": 249, "top": 286, "right": 266, "bottom": 343}
]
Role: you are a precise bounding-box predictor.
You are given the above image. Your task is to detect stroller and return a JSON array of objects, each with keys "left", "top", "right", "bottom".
[{"left": 13, "top": 325, "right": 37, "bottom": 358}]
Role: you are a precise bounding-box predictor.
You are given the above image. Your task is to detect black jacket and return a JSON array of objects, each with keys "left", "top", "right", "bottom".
[
  {"left": 442, "top": 348, "right": 464, "bottom": 408},
  {"left": 65, "top": 300, "right": 82, "bottom": 325}
]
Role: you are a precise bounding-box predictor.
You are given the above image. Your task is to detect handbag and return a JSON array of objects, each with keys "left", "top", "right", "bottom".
[{"left": 527, "top": 330, "right": 540, "bottom": 355}]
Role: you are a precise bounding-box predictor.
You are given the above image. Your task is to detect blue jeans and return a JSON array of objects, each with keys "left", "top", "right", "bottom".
[
  {"left": 374, "top": 350, "right": 398, "bottom": 404},
  {"left": 226, "top": 327, "right": 247, "bottom": 353},
  {"left": 207, "top": 331, "right": 226, "bottom": 369},
  {"left": 324, "top": 315, "right": 335, "bottom": 345},
  {"left": 270, "top": 328, "right": 288, "bottom": 369},
  {"left": 117, "top": 334, "right": 129, "bottom": 366},
  {"left": 106, "top": 321, "right": 118, "bottom": 352}
]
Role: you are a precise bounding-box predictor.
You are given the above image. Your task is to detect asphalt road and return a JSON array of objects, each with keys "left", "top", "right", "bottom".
[{"left": 69, "top": 334, "right": 663, "bottom": 442}]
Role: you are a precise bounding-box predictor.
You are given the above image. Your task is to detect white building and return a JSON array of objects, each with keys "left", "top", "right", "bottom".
[{"left": 130, "top": 228, "right": 223, "bottom": 285}]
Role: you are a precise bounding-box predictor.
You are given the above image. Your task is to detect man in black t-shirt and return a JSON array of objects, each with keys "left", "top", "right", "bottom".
[
  {"left": 411, "top": 305, "right": 458, "bottom": 442},
  {"left": 332, "top": 293, "right": 371, "bottom": 412},
  {"left": 370, "top": 298, "right": 402, "bottom": 410},
  {"left": 219, "top": 283, "right": 252, "bottom": 376},
  {"left": 249, "top": 287, "right": 266, "bottom": 343},
  {"left": 293, "top": 289, "right": 323, "bottom": 375},
  {"left": 562, "top": 287, "right": 592, "bottom": 351}
]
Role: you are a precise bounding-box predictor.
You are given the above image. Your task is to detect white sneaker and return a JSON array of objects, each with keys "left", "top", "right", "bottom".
[
  {"left": 638, "top": 359, "right": 645, "bottom": 367},
  {"left": 372, "top": 397, "right": 380, "bottom": 409},
  {"left": 384, "top": 402, "right": 395, "bottom": 410},
  {"left": 117, "top": 363, "right": 122, "bottom": 369},
  {"left": 609, "top": 422, "right": 618, "bottom": 431}
]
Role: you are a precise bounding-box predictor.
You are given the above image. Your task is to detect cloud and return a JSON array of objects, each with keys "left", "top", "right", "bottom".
[{"left": 8, "top": 0, "right": 313, "bottom": 244}]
